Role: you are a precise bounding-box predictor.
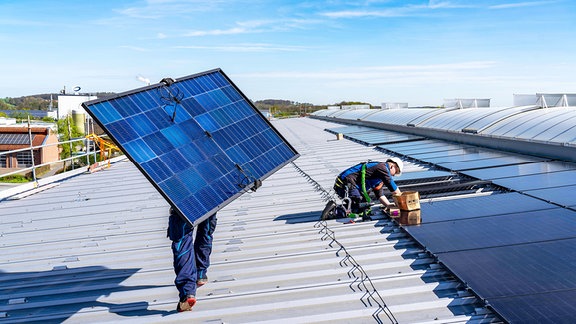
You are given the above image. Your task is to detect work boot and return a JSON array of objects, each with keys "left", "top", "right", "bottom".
[
  {"left": 177, "top": 295, "right": 196, "bottom": 312},
  {"left": 197, "top": 274, "right": 208, "bottom": 287},
  {"left": 321, "top": 200, "right": 337, "bottom": 220}
]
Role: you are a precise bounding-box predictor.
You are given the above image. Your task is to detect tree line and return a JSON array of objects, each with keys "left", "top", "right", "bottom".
[{"left": 1, "top": 94, "right": 373, "bottom": 119}]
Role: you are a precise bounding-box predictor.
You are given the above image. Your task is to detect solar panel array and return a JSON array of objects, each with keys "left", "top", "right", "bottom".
[
  {"left": 330, "top": 125, "right": 576, "bottom": 323},
  {"left": 0, "top": 133, "right": 31, "bottom": 145},
  {"left": 326, "top": 125, "right": 423, "bottom": 146},
  {"left": 83, "top": 69, "right": 299, "bottom": 225}
]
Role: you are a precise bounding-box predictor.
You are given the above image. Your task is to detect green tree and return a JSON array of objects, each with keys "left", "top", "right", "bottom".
[
  {"left": 9, "top": 110, "right": 33, "bottom": 121},
  {"left": 0, "top": 98, "right": 15, "bottom": 110},
  {"left": 57, "top": 116, "right": 84, "bottom": 162},
  {"left": 20, "top": 96, "right": 49, "bottom": 110}
]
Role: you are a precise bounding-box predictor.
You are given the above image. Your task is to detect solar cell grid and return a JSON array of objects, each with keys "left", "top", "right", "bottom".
[
  {"left": 325, "top": 125, "right": 373, "bottom": 134},
  {"left": 491, "top": 170, "right": 576, "bottom": 191},
  {"left": 405, "top": 208, "right": 576, "bottom": 253},
  {"left": 0, "top": 133, "right": 30, "bottom": 145},
  {"left": 424, "top": 150, "right": 506, "bottom": 163},
  {"left": 437, "top": 238, "right": 576, "bottom": 299},
  {"left": 377, "top": 140, "right": 459, "bottom": 154},
  {"left": 460, "top": 161, "right": 576, "bottom": 180},
  {"left": 488, "top": 290, "right": 576, "bottom": 324},
  {"left": 437, "top": 155, "right": 541, "bottom": 171},
  {"left": 524, "top": 185, "right": 576, "bottom": 207},
  {"left": 345, "top": 131, "right": 423, "bottom": 145},
  {"left": 418, "top": 193, "right": 556, "bottom": 223},
  {"left": 409, "top": 147, "right": 483, "bottom": 160},
  {"left": 83, "top": 69, "right": 298, "bottom": 225}
]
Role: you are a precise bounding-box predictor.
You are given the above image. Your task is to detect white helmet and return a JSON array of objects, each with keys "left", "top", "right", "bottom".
[{"left": 386, "top": 157, "right": 404, "bottom": 176}]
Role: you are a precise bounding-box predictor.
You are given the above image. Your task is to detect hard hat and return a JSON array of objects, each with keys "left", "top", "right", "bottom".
[{"left": 386, "top": 157, "right": 404, "bottom": 176}]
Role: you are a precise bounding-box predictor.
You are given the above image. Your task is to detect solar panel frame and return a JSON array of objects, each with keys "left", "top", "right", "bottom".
[{"left": 82, "top": 68, "right": 299, "bottom": 225}]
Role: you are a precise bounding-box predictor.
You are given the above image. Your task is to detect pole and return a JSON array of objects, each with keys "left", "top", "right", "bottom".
[
  {"left": 27, "top": 116, "right": 38, "bottom": 187},
  {"left": 68, "top": 115, "right": 74, "bottom": 170}
]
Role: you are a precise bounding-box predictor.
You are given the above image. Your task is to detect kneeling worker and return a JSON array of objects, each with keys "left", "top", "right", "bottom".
[{"left": 333, "top": 158, "right": 403, "bottom": 218}]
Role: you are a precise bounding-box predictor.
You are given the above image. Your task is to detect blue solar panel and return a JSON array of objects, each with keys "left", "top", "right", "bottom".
[
  {"left": 524, "top": 185, "right": 576, "bottom": 208},
  {"left": 405, "top": 208, "right": 576, "bottom": 253},
  {"left": 436, "top": 155, "right": 542, "bottom": 171},
  {"left": 461, "top": 161, "right": 576, "bottom": 180},
  {"left": 437, "top": 238, "right": 576, "bottom": 323},
  {"left": 491, "top": 170, "right": 576, "bottom": 191},
  {"left": 83, "top": 69, "right": 299, "bottom": 225},
  {"left": 488, "top": 290, "right": 576, "bottom": 324},
  {"left": 418, "top": 193, "right": 556, "bottom": 223}
]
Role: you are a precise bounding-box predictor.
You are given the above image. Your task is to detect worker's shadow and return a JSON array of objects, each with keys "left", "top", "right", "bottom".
[
  {"left": 0, "top": 266, "right": 176, "bottom": 322},
  {"left": 274, "top": 210, "right": 322, "bottom": 224}
]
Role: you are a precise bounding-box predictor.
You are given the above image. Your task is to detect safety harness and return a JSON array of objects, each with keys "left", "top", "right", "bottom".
[{"left": 359, "top": 162, "right": 371, "bottom": 203}]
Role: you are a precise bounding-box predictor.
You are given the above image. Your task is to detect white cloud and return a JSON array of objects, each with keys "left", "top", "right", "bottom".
[
  {"left": 174, "top": 43, "right": 308, "bottom": 52},
  {"left": 183, "top": 27, "right": 249, "bottom": 37},
  {"left": 119, "top": 45, "right": 149, "bottom": 52},
  {"left": 489, "top": 1, "right": 556, "bottom": 9},
  {"left": 239, "top": 61, "right": 498, "bottom": 79}
]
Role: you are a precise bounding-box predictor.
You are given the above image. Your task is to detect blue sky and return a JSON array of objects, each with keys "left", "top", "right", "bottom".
[{"left": 1, "top": 0, "right": 575, "bottom": 106}]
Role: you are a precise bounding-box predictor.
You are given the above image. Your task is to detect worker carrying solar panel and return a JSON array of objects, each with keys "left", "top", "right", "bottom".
[{"left": 322, "top": 158, "right": 403, "bottom": 221}]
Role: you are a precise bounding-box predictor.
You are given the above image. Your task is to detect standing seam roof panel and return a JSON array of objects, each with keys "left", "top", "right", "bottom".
[
  {"left": 483, "top": 108, "right": 576, "bottom": 143},
  {"left": 364, "top": 108, "right": 442, "bottom": 125},
  {"left": 462, "top": 106, "right": 539, "bottom": 133},
  {"left": 418, "top": 107, "right": 517, "bottom": 131},
  {"left": 333, "top": 109, "right": 380, "bottom": 121}
]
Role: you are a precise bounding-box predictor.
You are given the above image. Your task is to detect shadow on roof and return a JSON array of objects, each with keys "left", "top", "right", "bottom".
[
  {"left": 0, "top": 266, "right": 174, "bottom": 322},
  {"left": 274, "top": 210, "right": 321, "bottom": 224}
]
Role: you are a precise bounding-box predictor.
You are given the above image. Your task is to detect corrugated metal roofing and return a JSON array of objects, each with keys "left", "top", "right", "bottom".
[{"left": 0, "top": 117, "right": 505, "bottom": 323}]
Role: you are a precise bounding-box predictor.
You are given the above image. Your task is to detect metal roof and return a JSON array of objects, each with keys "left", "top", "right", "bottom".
[
  {"left": 0, "top": 117, "right": 507, "bottom": 323},
  {"left": 311, "top": 103, "right": 576, "bottom": 162}
]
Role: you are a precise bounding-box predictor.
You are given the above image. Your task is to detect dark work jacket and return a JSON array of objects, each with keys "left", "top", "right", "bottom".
[{"left": 343, "top": 162, "right": 398, "bottom": 197}]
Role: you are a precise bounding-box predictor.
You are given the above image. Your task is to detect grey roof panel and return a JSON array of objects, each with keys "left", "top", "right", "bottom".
[{"left": 0, "top": 117, "right": 498, "bottom": 323}]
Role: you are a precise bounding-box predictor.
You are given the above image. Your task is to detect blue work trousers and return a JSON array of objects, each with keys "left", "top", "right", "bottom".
[{"left": 168, "top": 213, "right": 217, "bottom": 299}]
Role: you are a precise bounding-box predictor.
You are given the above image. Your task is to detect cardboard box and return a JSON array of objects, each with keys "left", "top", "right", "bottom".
[
  {"left": 398, "top": 210, "right": 421, "bottom": 225},
  {"left": 388, "top": 207, "right": 400, "bottom": 217},
  {"left": 393, "top": 191, "right": 420, "bottom": 211}
]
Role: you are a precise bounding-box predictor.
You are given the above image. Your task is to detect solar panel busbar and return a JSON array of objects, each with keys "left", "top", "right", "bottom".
[{"left": 82, "top": 68, "right": 299, "bottom": 225}]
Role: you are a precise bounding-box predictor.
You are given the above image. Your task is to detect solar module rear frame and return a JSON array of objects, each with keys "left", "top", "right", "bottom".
[{"left": 82, "top": 68, "right": 299, "bottom": 225}]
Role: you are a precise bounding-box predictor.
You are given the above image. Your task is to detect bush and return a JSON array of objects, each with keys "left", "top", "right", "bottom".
[{"left": 0, "top": 174, "right": 30, "bottom": 183}]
